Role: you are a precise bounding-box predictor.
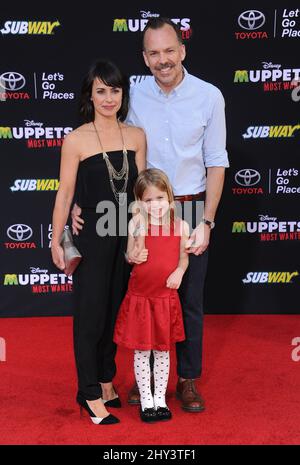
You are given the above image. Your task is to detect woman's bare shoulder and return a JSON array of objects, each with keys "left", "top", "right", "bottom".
[
  {"left": 121, "top": 122, "right": 145, "bottom": 137},
  {"left": 63, "top": 123, "right": 92, "bottom": 145}
]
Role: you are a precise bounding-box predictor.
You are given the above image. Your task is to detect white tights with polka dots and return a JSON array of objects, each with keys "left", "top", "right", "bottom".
[{"left": 134, "top": 350, "right": 170, "bottom": 411}]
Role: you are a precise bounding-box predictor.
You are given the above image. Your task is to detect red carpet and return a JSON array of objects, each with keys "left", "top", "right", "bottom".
[{"left": 0, "top": 315, "right": 299, "bottom": 445}]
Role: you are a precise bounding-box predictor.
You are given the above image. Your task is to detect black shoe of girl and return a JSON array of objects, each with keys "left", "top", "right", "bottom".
[
  {"left": 140, "top": 407, "right": 157, "bottom": 423},
  {"left": 156, "top": 406, "right": 172, "bottom": 421}
]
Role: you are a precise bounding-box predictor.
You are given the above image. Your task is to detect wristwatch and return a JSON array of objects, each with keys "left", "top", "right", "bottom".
[{"left": 201, "top": 218, "right": 215, "bottom": 229}]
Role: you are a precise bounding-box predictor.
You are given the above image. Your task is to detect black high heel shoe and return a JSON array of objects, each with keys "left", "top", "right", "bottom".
[
  {"left": 77, "top": 394, "right": 120, "bottom": 425},
  {"left": 103, "top": 397, "right": 121, "bottom": 408},
  {"left": 100, "top": 385, "right": 122, "bottom": 408}
]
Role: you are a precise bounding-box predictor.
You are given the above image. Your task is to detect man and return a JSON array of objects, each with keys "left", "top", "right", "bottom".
[{"left": 72, "top": 17, "right": 229, "bottom": 412}]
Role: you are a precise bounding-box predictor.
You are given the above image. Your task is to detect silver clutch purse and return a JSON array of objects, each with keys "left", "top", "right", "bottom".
[{"left": 61, "top": 228, "right": 82, "bottom": 276}]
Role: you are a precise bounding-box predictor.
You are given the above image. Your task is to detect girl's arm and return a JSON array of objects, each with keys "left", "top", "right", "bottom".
[
  {"left": 125, "top": 219, "right": 136, "bottom": 262},
  {"left": 51, "top": 133, "right": 80, "bottom": 270},
  {"left": 166, "top": 220, "right": 190, "bottom": 289},
  {"left": 125, "top": 217, "right": 148, "bottom": 265}
]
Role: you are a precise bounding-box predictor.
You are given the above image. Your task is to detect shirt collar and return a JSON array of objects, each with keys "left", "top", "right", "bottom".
[{"left": 152, "top": 66, "right": 189, "bottom": 97}]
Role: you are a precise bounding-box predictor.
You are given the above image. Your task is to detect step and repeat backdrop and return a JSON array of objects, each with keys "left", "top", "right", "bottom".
[{"left": 1, "top": 2, "right": 299, "bottom": 316}]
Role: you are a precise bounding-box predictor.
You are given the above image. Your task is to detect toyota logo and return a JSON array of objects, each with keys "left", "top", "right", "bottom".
[
  {"left": 0, "top": 72, "right": 26, "bottom": 90},
  {"left": 238, "top": 10, "right": 265, "bottom": 30},
  {"left": 7, "top": 224, "right": 33, "bottom": 241},
  {"left": 235, "top": 169, "right": 261, "bottom": 187}
]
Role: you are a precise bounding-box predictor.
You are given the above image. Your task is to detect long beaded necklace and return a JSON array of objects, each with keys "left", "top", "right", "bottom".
[{"left": 93, "top": 121, "right": 129, "bottom": 206}]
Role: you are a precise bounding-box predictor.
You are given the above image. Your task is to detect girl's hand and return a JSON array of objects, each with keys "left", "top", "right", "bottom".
[
  {"left": 166, "top": 267, "right": 185, "bottom": 289},
  {"left": 51, "top": 243, "right": 65, "bottom": 271},
  {"left": 128, "top": 244, "right": 148, "bottom": 264},
  {"left": 127, "top": 236, "right": 148, "bottom": 264}
]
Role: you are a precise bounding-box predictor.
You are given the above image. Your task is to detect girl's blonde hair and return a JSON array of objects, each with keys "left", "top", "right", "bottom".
[{"left": 133, "top": 168, "right": 176, "bottom": 227}]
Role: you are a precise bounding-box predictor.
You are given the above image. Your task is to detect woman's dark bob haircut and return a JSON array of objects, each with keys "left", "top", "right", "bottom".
[{"left": 79, "top": 59, "right": 129, "bottom": 123}]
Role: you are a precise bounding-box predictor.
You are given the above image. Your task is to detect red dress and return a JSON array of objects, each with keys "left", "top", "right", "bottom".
[{"left": 114, "top": 218, "right": 186, "bottom": 351}]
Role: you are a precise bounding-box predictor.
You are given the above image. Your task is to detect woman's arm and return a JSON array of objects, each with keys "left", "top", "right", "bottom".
[
  {"left": 51, "top": 133, "right": 80, "bottom": 270},
  {"left": 128, "top": 124, "right": 147, "bottom": 265},
  {"left": 134, "top": 127, "right": 147, "bottom": 173}
]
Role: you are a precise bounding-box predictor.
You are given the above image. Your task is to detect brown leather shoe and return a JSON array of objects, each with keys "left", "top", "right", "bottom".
[
  {"left": 127, "top": 382, "right": 140, "bottom": 405},
  {"left": 176, "top": 379, "right": 205, "bottom": 412},
  {"left": 127, "top": 375, "right": 155, "bottom": 405}
]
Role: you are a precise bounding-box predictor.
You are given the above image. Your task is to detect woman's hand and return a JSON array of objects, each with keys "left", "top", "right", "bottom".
[
  {"left": 51, "top": 243, "right": 65, "bottom": 271},
  {"left": 166, "top": 267, "right": 185, "bottom": 289},
  {"left": 71, "top": 202, "right": 84, "bottom": 235}
]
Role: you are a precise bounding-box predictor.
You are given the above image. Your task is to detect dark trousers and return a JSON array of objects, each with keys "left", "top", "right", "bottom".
[
  {"left": 72, "top": 210, "right": 130, "bottom": 400},
  {"left": 176, "top": 248, "right": 208, "bottom": 379},
  {"left": 150, "top": 199, "right": 208, "bottom": 379}
]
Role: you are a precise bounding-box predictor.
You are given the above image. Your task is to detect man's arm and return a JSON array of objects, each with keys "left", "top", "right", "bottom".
[
  {"left": 185, "top": 88, "right": 228, "bottom": 256},
  {"left": 185, "top": 167, "right": 225, "bottom": 256},
  {"left": 203, "top": 167, "right": 225, "bottom": 223}
]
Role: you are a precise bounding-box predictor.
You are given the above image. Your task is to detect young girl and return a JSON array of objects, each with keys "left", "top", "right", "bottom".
[{"left": 113, "top": 168, "right": 189, "bottom": 423}]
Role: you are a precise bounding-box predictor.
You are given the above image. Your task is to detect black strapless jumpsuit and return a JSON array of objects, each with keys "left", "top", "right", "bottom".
[{"left": 72, "top": 150, "right": 138, "bottom": 400}]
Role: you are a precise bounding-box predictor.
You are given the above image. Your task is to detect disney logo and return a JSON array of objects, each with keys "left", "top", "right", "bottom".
[
  {"left": 259, "top": 215, "right": 277, "bottom": 222},
  {"left": 24, "top": 120, "right": 43, "bottom": 127},
  {"left": 140, "top": 11, "right": 160, "bottom": 18},
  {"left": 30, "top": 267, "right": 48, "bottom": 274},
  {"left": 262, "top": 62, "right": 281, "bottom": 70}
]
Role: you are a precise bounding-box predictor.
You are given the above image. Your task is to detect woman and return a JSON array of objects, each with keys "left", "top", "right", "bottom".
[{"left": 51, "top": 60, "right": 146, "bottom": 425}]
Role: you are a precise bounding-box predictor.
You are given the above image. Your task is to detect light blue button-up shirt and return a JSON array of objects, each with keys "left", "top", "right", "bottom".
[{"left": 126, "top": 68, "right": 229, "bottom": 195}]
